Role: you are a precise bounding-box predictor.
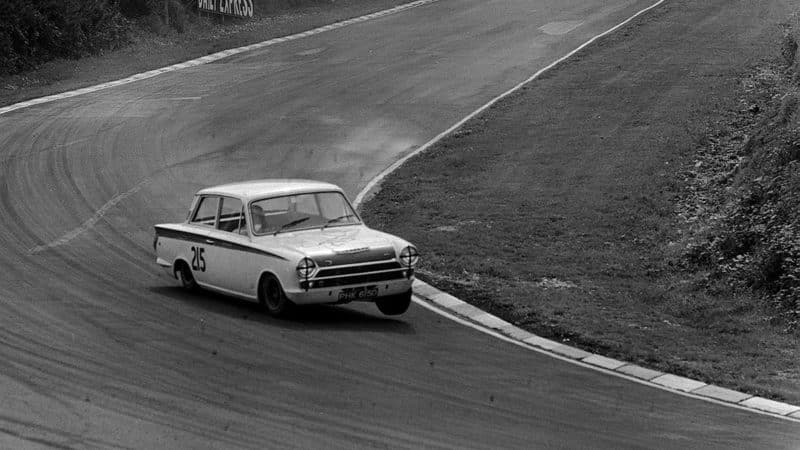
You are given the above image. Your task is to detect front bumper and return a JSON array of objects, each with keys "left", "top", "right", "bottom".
[{"left": 285, "top": 275, "right": 414, "bottom": 305}]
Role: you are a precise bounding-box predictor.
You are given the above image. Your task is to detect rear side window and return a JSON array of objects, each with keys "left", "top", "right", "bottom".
[
  {"left": 190, "top": 196, "right": 219, "bottom": 227},
  {"left": 218, "top": 197, "right": 246, "bottom": 234}
]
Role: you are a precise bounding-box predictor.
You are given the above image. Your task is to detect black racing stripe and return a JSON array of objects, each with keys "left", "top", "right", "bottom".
[
  {"left": 155, "top": 226, "right": 288, "bottom": 260},
  {"left": 155, "top": 227, "right": 208, "bottom": 244}
]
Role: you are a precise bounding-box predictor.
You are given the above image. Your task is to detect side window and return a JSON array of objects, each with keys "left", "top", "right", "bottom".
[
  {"left": 218, "top": 197, "right": 245, "bottom": 234},
  {"left": 190, "top": 196, "right": 219, "bottom": 227}
]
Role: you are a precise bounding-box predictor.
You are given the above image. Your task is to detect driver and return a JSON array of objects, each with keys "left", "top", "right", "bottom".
[{"left": 251, "top": 204, "right": 266, "bottom": 233}]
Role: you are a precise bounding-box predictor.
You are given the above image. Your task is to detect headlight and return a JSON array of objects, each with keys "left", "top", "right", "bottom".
[
  {"left": 296, "top": 257, "right": 317, "bottom": 278},
  {"left": 399, "top": 246, "right": 419, "bottom": 267}
]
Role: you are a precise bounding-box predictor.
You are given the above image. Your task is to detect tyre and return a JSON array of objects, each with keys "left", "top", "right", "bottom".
[
  {"left": 375, "top": 290, "right": 412, "bottom": 316},
  {"left": 176, "top": 261, "right": 198, "bottom": 291},
  {"left": 259, "top": 274, "right": 293, "bottom": 316}
]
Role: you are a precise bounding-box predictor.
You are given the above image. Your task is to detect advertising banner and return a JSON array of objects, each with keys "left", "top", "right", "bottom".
[{"left": 198, "top": 0, "right": 254, "bottom": 18}]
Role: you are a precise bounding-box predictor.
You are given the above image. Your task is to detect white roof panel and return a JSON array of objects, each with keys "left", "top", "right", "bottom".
[{"left": 197, "top": 179, "right": 342, "bottom": 201}]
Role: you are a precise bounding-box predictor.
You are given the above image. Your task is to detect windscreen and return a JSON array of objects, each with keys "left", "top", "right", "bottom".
[{"left": 250, "top": 191, "right": 359, "bottom": 235}]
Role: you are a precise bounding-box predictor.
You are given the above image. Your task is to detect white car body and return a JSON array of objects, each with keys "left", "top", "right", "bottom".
[{"left": 154, "top": 180, "right": 417, "bottom": 313}]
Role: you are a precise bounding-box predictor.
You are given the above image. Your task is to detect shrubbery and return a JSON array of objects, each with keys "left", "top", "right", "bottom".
[
  {"left": 0, "top": 0, "right": 199, "bottom": 75},
  {"left": 684, "top": 14, "right": 800, "bottom": 331},
  {"left": 0, "top": 0, "right": 336, "bottom": 75},
  {"left": 0, "top": 0, "right": 131, "bottom": 75}
]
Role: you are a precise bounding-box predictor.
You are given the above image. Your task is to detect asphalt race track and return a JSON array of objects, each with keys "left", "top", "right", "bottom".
[{"left": 0, "top": 0, "right": 799, "bottom": 448}]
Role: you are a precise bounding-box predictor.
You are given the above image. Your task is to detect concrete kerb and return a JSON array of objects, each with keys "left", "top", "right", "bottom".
[
  {"left": 350, "top": 0, "right": 800, "bottom": 423},
  {"left": 651, "top": 374, "right": 707, "bottom": 393},
  {"left": 408, "top": 280, "right": 800, "bottom": 422},
  {"left": 693, "top": 385, "right": 753, "bottom": 404},
  {"left": 740, "top": 397, "right": 800, "bottom": 416},
  {"left": 582, "top": 354, "right": 627, "bottom": 371},
  {"left": 616, "top": 364, "right": 662, "bottom": 381}
]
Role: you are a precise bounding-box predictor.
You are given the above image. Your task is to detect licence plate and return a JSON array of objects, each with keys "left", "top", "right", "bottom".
[{"left": 338, "top": 285, "right": 379, "bottom": 301}]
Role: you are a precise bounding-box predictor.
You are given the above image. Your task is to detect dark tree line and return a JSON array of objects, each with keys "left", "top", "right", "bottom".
[{"left": 0, "top": 0, "right": 187, "bottom": 75}]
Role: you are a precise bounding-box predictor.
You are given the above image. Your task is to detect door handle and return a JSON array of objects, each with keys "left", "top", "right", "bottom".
[{"left": 205, "top": 239, "right": 215, "bottom": 244}]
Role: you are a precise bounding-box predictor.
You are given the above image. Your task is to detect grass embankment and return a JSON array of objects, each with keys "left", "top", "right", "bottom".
[
  {"left": 361, "top": 0, "right": 800, "bottom": 403},
  {"left": 0, "top": 0, "right": 414, "bottom": 107},
  {"left": 680, "top": 14, "right": 800, "bottom": 332}
]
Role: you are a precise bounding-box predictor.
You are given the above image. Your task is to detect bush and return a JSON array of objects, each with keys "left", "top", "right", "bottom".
[
  {"left": 119, "top": 0, "right": 153, "bottom": 17},
  {"left": 684, "top": 15, "right": 800, "bottom": 331},
  {"left": 696, "top": 117, "right": 800, "bottom": 329},
  {"left": 0, "top": 0, "right": 130, "bottom": 75}
]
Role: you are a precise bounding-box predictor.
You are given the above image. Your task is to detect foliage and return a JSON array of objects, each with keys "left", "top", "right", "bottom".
[
  {"left": 682, "top": 17, "right": 800, "bottom": 331},
  {"left": 0, "top": 0, "right": 202, "bottom": 75},
  {"left": 0, "top": 0, "right": 130, "bottom": 75}
]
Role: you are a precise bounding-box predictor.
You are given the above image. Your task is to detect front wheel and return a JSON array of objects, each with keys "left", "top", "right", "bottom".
[
  {"left": 375, "top": 290, "right": 412, "bottom": 316},
  {"left": 259, "top": 275, "right": 293, "bottom": 316}
]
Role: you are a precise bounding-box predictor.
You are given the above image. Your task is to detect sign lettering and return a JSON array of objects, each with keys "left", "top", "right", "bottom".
[{"left": 198, "top": 0, "right": 253, "bottom": 18}]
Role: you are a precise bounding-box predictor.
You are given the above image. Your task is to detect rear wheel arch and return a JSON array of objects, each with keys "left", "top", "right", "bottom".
[
  {"left": 174, "top": 259, "right": 199, "bottom": 290},
  {"left": 173, "top": 258, "right": 190, "bottom": 278}
]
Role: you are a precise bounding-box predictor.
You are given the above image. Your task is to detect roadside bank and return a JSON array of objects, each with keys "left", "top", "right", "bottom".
[{"left": 360, "top": 0, "right": 800, "bottom": 403}]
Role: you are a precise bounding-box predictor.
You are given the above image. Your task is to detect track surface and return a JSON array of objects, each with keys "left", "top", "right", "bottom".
[{"left": 0, "top": 0, "right": 798, "bottom": 448}]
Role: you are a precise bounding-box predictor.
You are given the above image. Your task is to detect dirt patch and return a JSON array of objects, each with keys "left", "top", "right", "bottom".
[
  {"left": 0, "top": 0, "right": 415, "bottom": 107},
  {"left": 361, "top": 0, "right": 800, "bottom": 403}
]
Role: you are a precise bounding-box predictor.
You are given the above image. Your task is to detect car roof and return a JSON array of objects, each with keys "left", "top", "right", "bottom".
[{"left": 196, "top": 179, "right": 343, "bottom": 201}]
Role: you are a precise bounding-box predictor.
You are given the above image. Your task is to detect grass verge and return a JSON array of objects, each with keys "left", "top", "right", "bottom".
[
  {"left": 0, "top": 0, "right": 415, "bottom": 108},
  {"left": 361, "top": 0, "right": 800, "bottom": 403}
]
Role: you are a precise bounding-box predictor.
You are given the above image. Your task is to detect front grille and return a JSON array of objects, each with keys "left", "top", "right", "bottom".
[
  {"left": 326, "top": 247, "right": 396, "bottom": 265},
  {"left": 301, "top": 269, "right": 412, "bottom": 289},
  {"left": 316, "top": 261, "right": 402, "bottom": 278}
]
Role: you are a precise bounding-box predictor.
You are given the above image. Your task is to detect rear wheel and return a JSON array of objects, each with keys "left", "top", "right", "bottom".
[
  {"left": 176, "top": 261, "right": 198, "bottom": 291},
  {"left": 376, "top": 290, "right": 412, "bottom": 316},
  {"left": 259, "top": 274, "right": 293, "bottom": 316}
]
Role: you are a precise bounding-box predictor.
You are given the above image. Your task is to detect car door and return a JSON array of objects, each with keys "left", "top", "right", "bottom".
[
  {"left": 203, "top": 196, "right": 252, "bottom": 295},
  {"left": 184, "top": 195, "right": 219, "bottom": 287}
]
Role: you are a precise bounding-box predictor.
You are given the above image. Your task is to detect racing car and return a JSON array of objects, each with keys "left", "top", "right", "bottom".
[{"left": 154, "top": 179, "right": 418, "bottom": 316}]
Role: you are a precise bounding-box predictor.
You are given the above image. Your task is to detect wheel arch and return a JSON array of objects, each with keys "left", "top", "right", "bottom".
[
  {"left": 256, "top": 269, "right": 282, "bottom": 301},
  {"left": 172, "top": 258, "right": 191, "bottom": 279}
]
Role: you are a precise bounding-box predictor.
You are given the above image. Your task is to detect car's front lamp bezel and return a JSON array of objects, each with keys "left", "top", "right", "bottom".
[
  {"left": 399, "top": 246, "right": 419, "bottom": 267},
  {"left": 296, "top": 257, "right": 317, "bottom": 278}
]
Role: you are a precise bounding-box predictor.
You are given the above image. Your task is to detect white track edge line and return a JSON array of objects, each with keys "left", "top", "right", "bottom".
[
  {"left": 354, "top": 0, "right": 665, "bottom": 207},
  {"left": 0, "top": 0, "right": 439, "bottom": 116},
  {"left": 354, "top": 0, "right": 800, "bottom": 423}
]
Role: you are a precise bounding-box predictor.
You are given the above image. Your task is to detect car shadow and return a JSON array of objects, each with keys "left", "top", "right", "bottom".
[{"left": 148, "top": 286, "right": 415, "bottom": 334}]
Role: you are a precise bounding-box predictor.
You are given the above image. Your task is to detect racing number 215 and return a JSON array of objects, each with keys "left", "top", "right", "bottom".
[{"left": 191, "top": 246, "right": 206, "bottom": 272}]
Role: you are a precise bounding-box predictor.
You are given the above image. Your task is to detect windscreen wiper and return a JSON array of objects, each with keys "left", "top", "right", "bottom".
[
  {"left": 322, "top": 214, "right": 356, "bottom": 229},
  {"left": 274, "top": 217, "right": 310, "bottom": 235}
]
